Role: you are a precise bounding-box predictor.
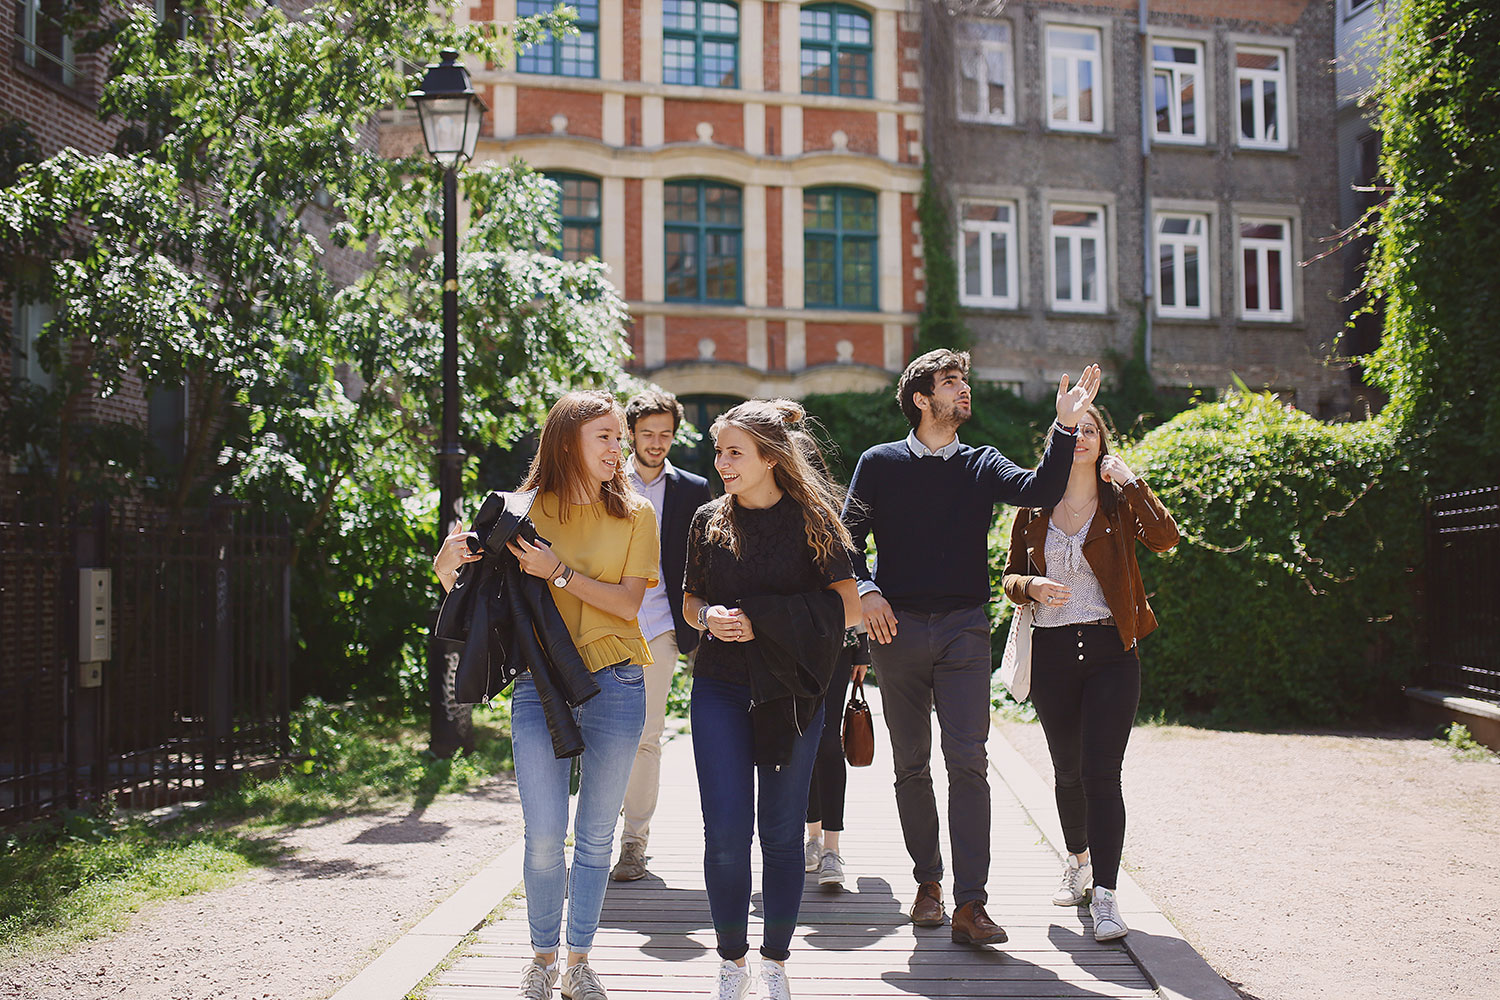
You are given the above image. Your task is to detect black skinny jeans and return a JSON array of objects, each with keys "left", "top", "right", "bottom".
[
  {"left": 806, "top": 646, "right": 854, "bottom": 831},
  {"left": 1028, "top": 623, "right": 1140, "bottom": 891}
]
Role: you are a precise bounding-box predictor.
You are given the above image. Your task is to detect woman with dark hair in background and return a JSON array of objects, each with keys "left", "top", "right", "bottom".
[
  {"left": 1000, "top": 404, "right": 1178, "bottom": 942},
  {"left": 433, "top": 391, "right": 659, "bottom": 1000},
  {"left": 682, "top": 400, "right": 862, "bottom": 1000},
  {"left": 789, "top": 429, "right": 870, "bottom": 890}
]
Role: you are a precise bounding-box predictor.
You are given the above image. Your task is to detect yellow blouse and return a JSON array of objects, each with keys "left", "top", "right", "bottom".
[{"left": 528, "top": 491, "right": 660, "bottom": 672}]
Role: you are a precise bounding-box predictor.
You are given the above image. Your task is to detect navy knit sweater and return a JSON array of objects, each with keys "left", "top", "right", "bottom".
[{"left": 843, "top": 433, "right": 1074, "bottom": 613}]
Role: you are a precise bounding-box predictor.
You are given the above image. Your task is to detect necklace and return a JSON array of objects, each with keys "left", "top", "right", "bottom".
[{"left": 1059, "top": 494, "right": 1097, "bottom": 521}]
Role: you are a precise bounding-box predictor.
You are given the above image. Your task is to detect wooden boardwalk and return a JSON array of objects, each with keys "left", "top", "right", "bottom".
[{"left": 429, "top": 689, "right": 1157, "bottom": 999}]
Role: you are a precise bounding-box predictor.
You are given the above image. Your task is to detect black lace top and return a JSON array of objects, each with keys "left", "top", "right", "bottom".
[{"left": 685, "top": 494, "right": 853, "bottom": 686}]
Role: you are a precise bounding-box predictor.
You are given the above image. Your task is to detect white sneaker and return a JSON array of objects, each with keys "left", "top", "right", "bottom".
[
  {"left": 1052, "top": 855, "right": 1093, "bottom": 906},
  {"left": 714, "top": 959, "right": 752, "bottom": 1000},
  {"left": 758, "top": 959, "right": 793, "bottom": 1000},
  {"left": 1090, "top": 886, "right": 1128, "bottom": 941},
  {"left": 817, "top": 850, "right": 844, "bottom": 887},
  {"left": 803, "top": 836, "right": 822, "bottom": 872},
  {"left": 516, "top": 958, "right": 559, "bottom": 1000},
  {"left": 561, "top": 960, "right": 608, "bottom": 1000}
]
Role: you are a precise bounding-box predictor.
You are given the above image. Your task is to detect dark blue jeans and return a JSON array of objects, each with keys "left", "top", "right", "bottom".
[{"left": 691, "top": 675, "right": 823, "bottom": 962}]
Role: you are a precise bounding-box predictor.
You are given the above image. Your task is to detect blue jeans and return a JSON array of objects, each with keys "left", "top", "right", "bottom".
[
  {"left": 691, "top": 675, "right": 823, "bottom": 963},
  {"left": 511, "top": 663, "right": 646, "bottom": 953}
]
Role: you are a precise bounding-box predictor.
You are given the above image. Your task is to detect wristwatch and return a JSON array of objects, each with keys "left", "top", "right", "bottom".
[
  {"left": 697, "top": 604, "right": 711, "bottom": 630},
  {"left": 553, "top": 565, "right": 575, "bottom": 589}
]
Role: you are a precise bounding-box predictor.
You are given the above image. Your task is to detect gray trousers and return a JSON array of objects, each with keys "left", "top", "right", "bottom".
[{"left": 870, "top": 604, "right": 992, "bottom": 906}]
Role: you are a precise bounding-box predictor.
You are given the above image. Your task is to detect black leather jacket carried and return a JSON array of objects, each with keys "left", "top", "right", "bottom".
[{"left": 432, "top": 492, "right": 599, "bottom": 759}]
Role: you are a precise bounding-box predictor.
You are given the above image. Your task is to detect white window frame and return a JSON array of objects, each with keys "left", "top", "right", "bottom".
[
  {"left": 1235, "top": 45, "right": 1289, "bottom": 150},
  {"left": 958, "top": 200, "right": 1019, "bottom": 309},
  {"left": 1045, "top": 25, "right": 1104, "bottom": 134},
  {"left": 1237, "top": 216, "right": 1294, "bottom": 322},
  {"left": 13, "top": 297, "right": 56, "bottom": 390},
  {"left": 1154, "top": 212, "right": 1211, "bottom": 319},
  {"left": 1049, "top": 204, "right": 1107, "bottom": 314},
  {"left": 1151, "top": 40, "right": 1204, "bottom": 144},
  {"left": 955, "top": 20, "right": 1014, "bottom": 125}
]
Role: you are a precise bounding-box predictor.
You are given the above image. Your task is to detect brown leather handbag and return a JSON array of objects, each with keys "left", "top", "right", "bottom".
[{"left": 842, "top": 679, "right": 875, "bottom": 767}]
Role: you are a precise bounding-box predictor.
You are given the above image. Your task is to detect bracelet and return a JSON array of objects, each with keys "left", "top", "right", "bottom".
[{"left": 696, "top": 604, "right": 710, "bottom": 631}]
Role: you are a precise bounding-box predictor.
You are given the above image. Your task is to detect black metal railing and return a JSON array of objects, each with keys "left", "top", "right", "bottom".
[
  {"left": 0, "top": 497, "right": 291, "bottom": 825},
  {"left": 1425, "top": 486, "right": 1500, "bottom": 701}
]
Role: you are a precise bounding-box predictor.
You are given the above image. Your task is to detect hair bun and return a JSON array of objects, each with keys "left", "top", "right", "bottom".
[{"left": 771, "top": 398, "right": 805, "bottom": 426}]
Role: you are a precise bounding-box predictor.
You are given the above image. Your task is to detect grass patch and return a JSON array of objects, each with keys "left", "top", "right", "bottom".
[{"left": 0, "top": 698, "right": 515, "bottom": 964}]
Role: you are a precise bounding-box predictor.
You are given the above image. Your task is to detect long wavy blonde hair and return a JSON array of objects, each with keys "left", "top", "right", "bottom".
[{"left": 705, "top": 399, "right": 854, "bottom": 567}]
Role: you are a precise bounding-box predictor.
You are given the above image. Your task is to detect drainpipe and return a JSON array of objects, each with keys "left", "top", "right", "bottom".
[{"left": 1139, "top": 0, "right": 1153, "bottom": 368}]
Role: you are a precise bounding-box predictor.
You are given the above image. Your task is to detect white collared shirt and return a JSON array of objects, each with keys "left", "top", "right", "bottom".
[
  {"left": 904, "top": 429, "right": 962, "bottom": 460},
  {"left": 627, "top": 455, "right": 676, "bottom": 641}
]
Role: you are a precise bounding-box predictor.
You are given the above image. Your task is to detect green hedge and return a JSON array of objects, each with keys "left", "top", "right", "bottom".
[{"left": 1117, "top": 393, "right": 1422, "bottom": 725}]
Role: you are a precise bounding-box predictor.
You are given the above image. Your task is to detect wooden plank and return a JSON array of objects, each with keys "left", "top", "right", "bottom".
[{"left": 427, "top": 690, "right": 1156, "bottom": 1000}]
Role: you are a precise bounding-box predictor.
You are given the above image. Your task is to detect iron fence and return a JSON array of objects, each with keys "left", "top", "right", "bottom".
[
  {"left": 1425, "top": 486, "right": 1500, "bottom": 701},
  {"left": 0, "top": 496, "right": 290, "bottom": 825}
]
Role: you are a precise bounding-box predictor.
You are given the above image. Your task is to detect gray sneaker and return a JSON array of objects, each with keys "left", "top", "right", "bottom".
[
  {"left": 516, "top": 958, "right": 558, "bottom": 1000},
  {"left": 561, "top": 960, "right": 609, "bottom": 1000},
  {"left": 1052, "top": 855, "right": 1093, "bottom": 906},
  {"left": 610, "top": 840, "right": 648, "bottom": 881},
  {"left": 803, "top": 835, "right": 822, "bottom": 872},
  {"left": 817, "top": 850, "right": 845, "bottom": 887}
]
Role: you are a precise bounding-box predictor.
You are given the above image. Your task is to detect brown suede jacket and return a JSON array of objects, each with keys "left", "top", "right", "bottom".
[{"left": 1001, "top": 477, "right": 1180, "bottom": 650}]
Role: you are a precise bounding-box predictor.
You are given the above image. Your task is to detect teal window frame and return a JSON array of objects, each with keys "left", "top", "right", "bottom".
[
  {"left": 517, "top": 0, "right": 599, "bottom": 78},
  {"left": 664, "top": 180, "right": 743, "bottom": 304},
  {"left": 544, "top": 172, "right": 602, "bottom": 261},
  {"left": 803, "top": 187, "right": 879, "bottom": 310},
  {"left": 800, "top": 3, "right": 873, "bottom": 98},
  {"left": 664, "top": 1, "right": 740, "bottom": 89}
]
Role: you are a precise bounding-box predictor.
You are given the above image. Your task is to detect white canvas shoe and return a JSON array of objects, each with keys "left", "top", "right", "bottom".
[
  {"left": 1090, "top": 885, "right": 1128, "bottom": 941},
  {"left": 713, "top": 959, "right": 752, "bottom": 1000},
  {"left": 1052, "top": 855, "right": 1093, "bottom": 906},
  {"left": 758, "top": 959, "right": 793, "bottom": 1000}
]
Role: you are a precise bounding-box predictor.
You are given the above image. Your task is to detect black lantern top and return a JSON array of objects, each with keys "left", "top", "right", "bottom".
[{"left": 409, "top": 49, "right": 488, "bottom": 169}]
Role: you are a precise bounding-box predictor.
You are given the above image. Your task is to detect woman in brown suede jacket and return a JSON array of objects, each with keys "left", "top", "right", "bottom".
[{"left": 1001, "top": 403, "right": 1178, "bottom": 943}]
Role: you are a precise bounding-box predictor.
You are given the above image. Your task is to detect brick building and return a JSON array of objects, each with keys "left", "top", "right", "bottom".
[
  {"left": 924, "top": 0, "right": 1349, "bottom": 414},
  {"left": 429, "top": 0, "right": 928, "bottom": 436}
]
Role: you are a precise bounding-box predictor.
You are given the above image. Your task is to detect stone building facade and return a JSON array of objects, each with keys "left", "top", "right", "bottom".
[
  {"left": 924, "top": 0, "right": 1348, "bottom": 414},
  {"left": 440, "top": 0, "right": 927, "bottom": 431}
]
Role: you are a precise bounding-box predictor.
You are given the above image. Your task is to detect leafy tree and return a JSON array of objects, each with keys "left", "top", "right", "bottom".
[
  {"left": 913, "top": 156, "right": 971, "bottom": 358},
  {"left": 0, "top": 0, "right": 633, "bottom": 703},
  {"left": 1363, "top": 0, "right": 1500, "bottom": 490}
]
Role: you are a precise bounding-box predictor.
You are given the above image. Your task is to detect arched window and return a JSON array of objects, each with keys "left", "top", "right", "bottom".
[
  {"left": 804, "top": 187, "right": 878, "bottom": 309},
  {"left": 517, "top": 0, "right": 599, "bottom": 78},
  {"left": 664, "top": 1, "right": 739, "bottom": 88},
  {"left": 544, "top": 172, "right": 602, "bottom": 261},
  {"left": 665, "top": 181, "right": 743, "bottom": 304},
  {"left": 800, "top": 3, "right": 872, "bottom": 98}
]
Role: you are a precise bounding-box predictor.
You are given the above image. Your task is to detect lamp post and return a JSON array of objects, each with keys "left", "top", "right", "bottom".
[{"left": 411, "top": 49, "right": 487, "bottom": 757}]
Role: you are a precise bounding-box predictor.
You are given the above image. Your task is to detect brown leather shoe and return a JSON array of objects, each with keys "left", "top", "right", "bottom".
[
  {"left": 951, "top": 900, "right": 1008, "bottom": 945},
  {"left": 909, "top": 881, "right": 945, "bottom": 927}
]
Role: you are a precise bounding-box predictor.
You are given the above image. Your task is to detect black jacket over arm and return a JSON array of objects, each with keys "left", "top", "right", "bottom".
[
  {"left": 736, "top": 589, "right": 846, "bottom": 767},
  {"left": 659, "top": 465, "right": 712, "bottom": 653}
]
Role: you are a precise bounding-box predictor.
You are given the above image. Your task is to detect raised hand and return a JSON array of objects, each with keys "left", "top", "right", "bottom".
[
  {"left": 1055, "top": 364, "right": 1103, "bottom": 427},
  {"left": 1099, "top": 454, "right": 1136, "bottom": 484}
]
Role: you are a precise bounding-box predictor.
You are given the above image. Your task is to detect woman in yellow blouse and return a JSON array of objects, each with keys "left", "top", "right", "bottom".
[{"left": 435, "top": 390, "right": 658, "bottom": 1000}]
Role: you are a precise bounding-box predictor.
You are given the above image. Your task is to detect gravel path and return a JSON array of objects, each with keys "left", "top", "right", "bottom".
[
  {"left": 999, "top": 718, "right": 1500, "bottom": 1000},
  {"left": 0, "top": 777, "right": 523, "bottom": 1000}
]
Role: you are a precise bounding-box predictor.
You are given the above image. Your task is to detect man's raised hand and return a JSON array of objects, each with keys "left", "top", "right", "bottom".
[{"left": 1055, "top": 363, "right": 1102, "bottom": 427}]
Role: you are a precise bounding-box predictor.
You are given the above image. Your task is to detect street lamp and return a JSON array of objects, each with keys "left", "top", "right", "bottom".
[{"left": 411, "top": 49, "right": 487, "bottom": 757}]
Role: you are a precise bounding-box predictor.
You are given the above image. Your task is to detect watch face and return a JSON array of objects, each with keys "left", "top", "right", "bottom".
[{"left": 554, "top": 575, "right": 567, "bottom": 588}]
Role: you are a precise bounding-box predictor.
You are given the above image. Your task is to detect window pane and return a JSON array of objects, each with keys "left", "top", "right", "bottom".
[
  {"left": 1238, "top": 50, "right": 1280, "bottom": 71},
  {"left": 842, "top": 192, "right": 877, "bottom": 233},
  {"left": 985, "top": 48, "right": 1007, "bottom": 115},
  {"left": 706, "top": 232, "right": 740, "bottom": 301},
  {"left": 703, "top": 2, "right": 737, "bottom": 35},
  {"left": 959, "top": 48, "right": 981, "bottom": 115},
  {"left": 801, "top": 8, "right": 832, "bottom": 41},
  {"left": 1050, "top": 57, "right": 1070, "bottom": 120},
  {"left": 1240, "top": 79, "right": 1257, "bottom": 139},
  {"left": 1267, "top": 251, "right": 1283, "bottom": 311},
  {"left": 703, "top": 40, "right": 737, "bottom": 87},
  {"left": 1055, "top": 235, "right": 1071, "bottom": 300},
  {"left": 1242, "top": 221, "right": 1284, "bottom": 240},
  {"left": 964, "top": 230, "right": 982, "bottom": 298},
  {"left": 990, "top": 231, "right": 1008, "bottom": 298},
  {"left": 1262, "top": 82, "right": 1279, "bottom": 142},
  {"left": 805, "top": 236, "right": 836, "bottom": 305},
  {"left": 801, "top": 48, "right": 833, "bottom": 93},
  {"left": 1054, "top": 208, "right": 1098, "bottom": 228},
  {"left": 836, "top": 10, "right": 871, "bottom": 45},
  {"left": 965, "top": 203, "right": 1009, "bottom": 223},
  {"left": 838, "top": 50, "right": 871, "bottom": 96},
  {"left": 1183, "top": 247, "right": 1200, "bottom": 308},
  {"left": 1159, "top": 243, "right": 1177, "bottom": 306},
  {"left": 1180, "top": 72, "right": 1196, "bottom": 135},
  {"left": 1154, "top": 72, "right": 1172, "bottom": 132},
  {"left": 1159, "top": 216, "right": 1191, "bottom": 236},
  {"left": 1050, "top": 27, "right": 1096, "bottom": 50},
  {"left": 665, "top": 184, "right": 698, "bottom": 222},
  {"left": 560, "top": 32, "right": 595, "bottom": 76},
  {"left": 664, "top": 37, "right": 696, "bottom": 84},
  {"left": 1078, "top": 60, "right": 1094, "bottom": 122},
  {"left": 704, "top": 185, "right": 741, "bottom": 225},
  {"left": 842, "top": 240, "right": 875, "bottom": 307},
  {"left": 663, "top": 0, "right": 694, "bottom": 31},
  {"left": 804, "top": 191, "right": 837, "bottom": 230},
  {"left": 1243, "top": 248, "right": 1259, "bottom": 310},
  {"left": 1080, "top": 237, "right": 1098, "bottom": 300},
  {"left": 667, "top": 230, "right": 700, "bottom": 298}
]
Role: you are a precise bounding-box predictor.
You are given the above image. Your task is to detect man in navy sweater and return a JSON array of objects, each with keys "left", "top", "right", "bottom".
[{"left": 843, "top": 349, "right": 1100, "bottom": 945}]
